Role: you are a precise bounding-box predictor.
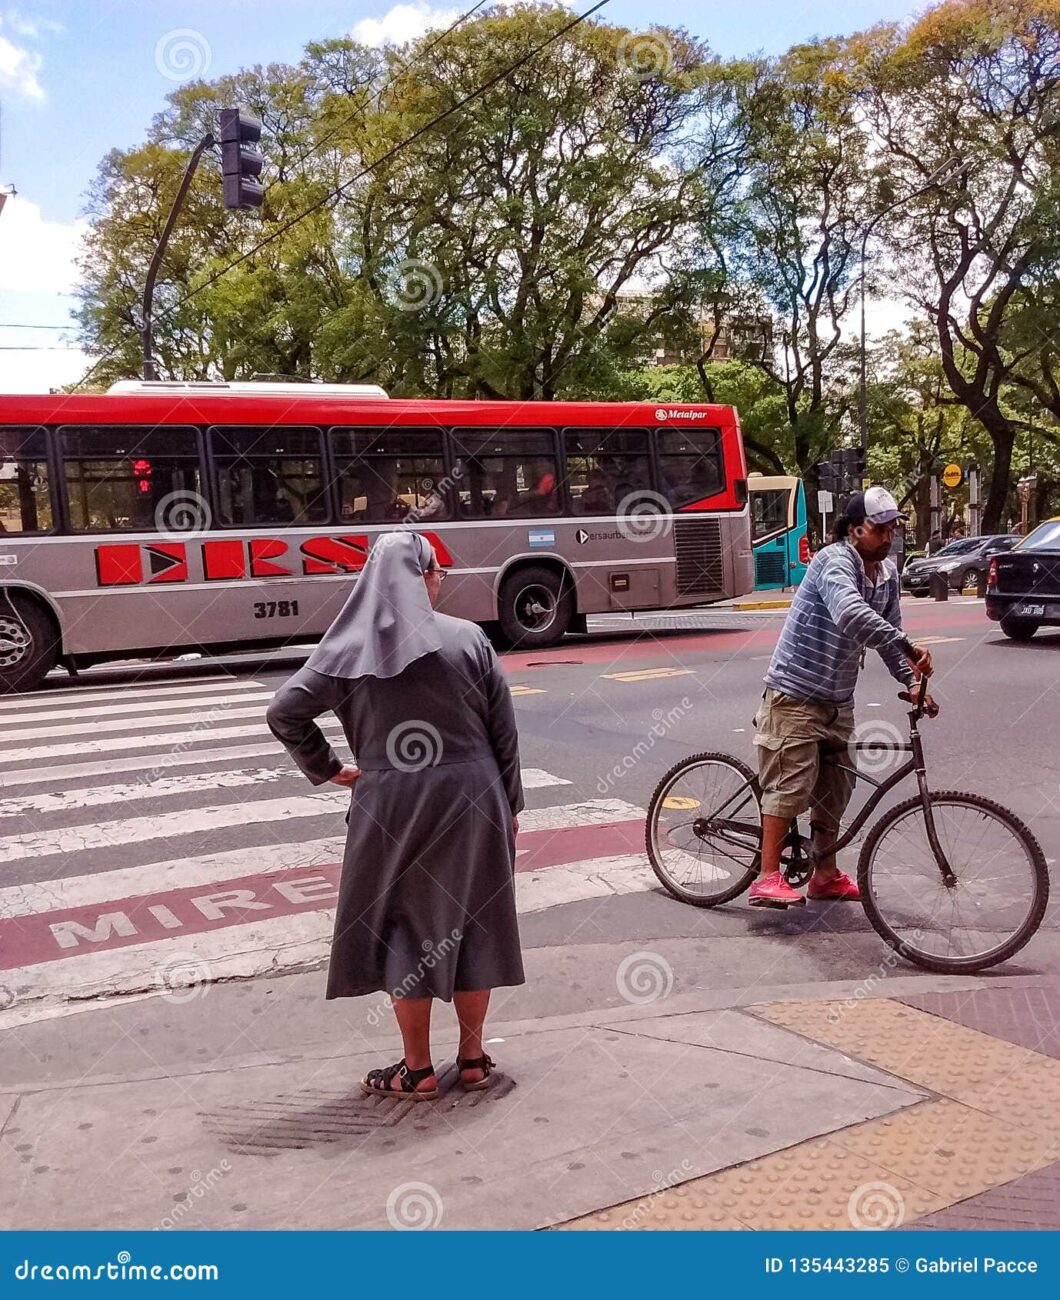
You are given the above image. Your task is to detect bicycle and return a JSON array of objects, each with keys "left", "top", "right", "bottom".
[{"left": 645, "top": 682, "right": 1049, "bottom": 973}]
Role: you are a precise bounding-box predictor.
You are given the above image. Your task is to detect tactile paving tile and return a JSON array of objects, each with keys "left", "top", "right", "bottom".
[
  {"left": 832, "top": 1097, "right": 1059, "bottom": 1200},
  {"left": 559, "top": 1130, "right": 947, "bottom": 1231},
  {"left": 559, "top": 1187, "right": 748, "bottom": 1231},
  {"left": 956, "top": 1058, "right": 1060, "bottom": 1140},
  {"left": 752, "top": 998, "right": 1049, "bottom": 1102},
  {"left": 903, "top": 1161, "right": 1060, "bottom": 1230}
]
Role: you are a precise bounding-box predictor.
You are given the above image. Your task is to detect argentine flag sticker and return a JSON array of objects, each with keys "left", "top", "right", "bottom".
[{"left": 528, "top": 530, "right": 555, "bottom": 547}]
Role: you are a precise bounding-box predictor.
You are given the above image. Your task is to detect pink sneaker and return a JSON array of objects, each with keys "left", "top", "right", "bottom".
[
  {"left": 749, "top": 871, "right": 806, "bottom": 908},
  {"left": 807, "top": 871, "right": 861, "bottom": 901}
]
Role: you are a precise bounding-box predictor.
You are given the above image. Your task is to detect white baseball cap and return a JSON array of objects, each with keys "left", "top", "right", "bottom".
[{"left": 845, "top": 486, "right": 906, "bottom": 526}]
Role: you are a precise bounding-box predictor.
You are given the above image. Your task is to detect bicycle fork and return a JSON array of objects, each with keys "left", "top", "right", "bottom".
[{"left": 911, "top": 718, "right": 957, "bottom": 888}]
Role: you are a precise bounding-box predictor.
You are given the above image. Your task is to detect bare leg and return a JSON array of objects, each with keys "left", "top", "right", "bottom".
[
  {"left": 454, "top": 988, "right": 491, "bottom": 1084},
  {"left": 389, "top": 996, "right": 436, "bottom": 1093},
  {"left": 809, "top": 814, "right": 840, "bottom": 887},
  {"left": 758, "top": 813, "right": 790, "bottom": 878}
]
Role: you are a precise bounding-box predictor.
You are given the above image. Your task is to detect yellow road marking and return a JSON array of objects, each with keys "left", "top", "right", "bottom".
[
  {"left": 602, "top": 668, "right": 694, "bottom": 682},
  {"left": 662, "top": 795, "right": 700, "bottom": 810},
  {"left": 509, "top": 685, "right": 546, "bottom": 696},
  {"left": 912, "top": 635, "right": 964, "bottom": 645}
]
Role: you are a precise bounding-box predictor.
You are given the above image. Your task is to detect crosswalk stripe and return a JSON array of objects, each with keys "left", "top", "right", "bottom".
[
  {"left": 0, "top": 764, "right": 569, "bottom": 816},
  {"left": 509, "top": 686, "right": 546, "bottom": 696},
  {"left": 0, "top": 744, "right": 291, "bottom": 790},
  {"left": 0, "top": 766, "right": 293, "bottom": 817},
  {"left": 0, "top": 702, "right": 274, "bottom": 742},
  {"left": 0, "top": 793, "right": 642, "bottom": 865},
  {"left": 0, "top": 837, "right": 346, "bottom": 919},
  {"left": 0, "top": 690, "right": 275, "bottom": 727},
  {"left": 0, "top": 854, "right": 658, "bottom": 1022},
  {"left": 0, "top": 677, "right": 266, "bottom": 712},
  {"left": 0, "top": 719, "right": 346, "bottom": 766},
  {"left": 0, "top": 794, "right": 641, "bottom": 912}
]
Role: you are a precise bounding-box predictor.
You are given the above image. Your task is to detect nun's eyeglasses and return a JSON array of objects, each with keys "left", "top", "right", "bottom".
[{"left": 428, "top": 568, "right": 447, "bottom": 581}]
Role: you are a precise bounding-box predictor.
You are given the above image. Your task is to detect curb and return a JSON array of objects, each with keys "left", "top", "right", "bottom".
[{"left": 731, "top": 598, "right": 793, "bottom": 611}]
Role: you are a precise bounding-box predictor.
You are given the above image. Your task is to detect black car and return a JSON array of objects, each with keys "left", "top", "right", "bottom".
[
  {"left": 901, "top": 534, "right": 1021, "bottom": 596},
  {"left": 986, "top": 518, "right": 1060, "bottom": 641}
]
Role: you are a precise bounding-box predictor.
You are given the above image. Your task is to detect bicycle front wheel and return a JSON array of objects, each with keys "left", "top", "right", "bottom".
[
  {"left": 858, "top": 792, "right": 1049, "bottom": 973},
  {"left": 646, "top": 752, "right": 761, "bottom": 907}
]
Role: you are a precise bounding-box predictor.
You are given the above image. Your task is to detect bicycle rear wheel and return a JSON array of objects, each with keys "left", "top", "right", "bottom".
[
  {"left": 858, "top": 791, "right": 1049, "bottom": 973},
  {"left": 646, "top": 752, "right": 761, "bottom": 907}
]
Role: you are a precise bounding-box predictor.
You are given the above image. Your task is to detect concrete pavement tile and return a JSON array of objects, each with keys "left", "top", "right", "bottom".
[
  {"left": 0, "top": 1021, "right": 915, "bottom": 1231},
  {"left": 608, "top": 1008, "right": 923, "bottom": 1093}
]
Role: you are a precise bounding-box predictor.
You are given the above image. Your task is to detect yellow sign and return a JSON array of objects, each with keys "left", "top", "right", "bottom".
[{"left": 942, "top": 463, "right": 963, "bottom": 489}]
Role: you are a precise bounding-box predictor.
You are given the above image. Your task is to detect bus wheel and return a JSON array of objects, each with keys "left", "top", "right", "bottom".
[
  {"left": 0, "top": 594, "right": 59, "bottom": 694},
  {"left": 497, "top": 565, "right": 574, "bottom": 649}
]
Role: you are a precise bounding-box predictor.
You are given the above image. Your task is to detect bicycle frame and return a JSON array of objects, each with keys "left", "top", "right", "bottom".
[{"left": 783, "top": 696, "right": 957, "bottom": 887}]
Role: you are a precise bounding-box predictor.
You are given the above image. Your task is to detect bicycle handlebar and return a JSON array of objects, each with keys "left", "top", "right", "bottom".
[{"left": 897, "top": 679, "right": 938, "bottom": 719}]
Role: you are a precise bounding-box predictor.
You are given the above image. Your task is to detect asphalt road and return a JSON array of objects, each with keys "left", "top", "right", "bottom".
[{"left": 1, "top": 596, "right": 1057, "bottom": 1021}]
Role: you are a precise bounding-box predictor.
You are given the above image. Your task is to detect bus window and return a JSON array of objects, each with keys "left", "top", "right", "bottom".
[
  {"left": 61, "top": 426, "right": 202, "bottom": 532},
  {"left": 563, "top": 428, "right": 652, "bottom": 515},
  {"left": 0, "top": 426, "right": 52, "bottom": 532},
  {"left": 451, "top": 430, "right": 560, "bottom": 519},
  {"left": 751, "top": 488, "right": 791, "bottom": 541},
  {"left": 331, "top": 429, "right": 450, "bottom": 523},
  {"left": 656, "top": 428, "right": 724, "bottom": 508},
  {"left": 211, "top": 427, "right": 327, "bottom": 527}
]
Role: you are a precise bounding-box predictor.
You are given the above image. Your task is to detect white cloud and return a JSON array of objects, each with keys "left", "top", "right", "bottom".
[
  {"left": 0, "top": 193, "right": 87, "bottom": 294},
  {"left": 0, "top": 194, "right": 89, "bottom": 391},
  {"left": 351, "top": 2, "right": 464, "bottom": 48},
  {"left": 0, "top": 15, "right": 44, "bottom": 100}
]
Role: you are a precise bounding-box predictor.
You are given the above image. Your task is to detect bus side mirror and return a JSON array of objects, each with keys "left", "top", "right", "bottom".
[{"left": 734, "top": 478, "right": 748, "bottom": 504}]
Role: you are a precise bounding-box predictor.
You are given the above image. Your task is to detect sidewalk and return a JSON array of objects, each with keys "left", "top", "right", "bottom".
[{"left": 2, "top": 971, "right": 1057, "bottom": 1231}]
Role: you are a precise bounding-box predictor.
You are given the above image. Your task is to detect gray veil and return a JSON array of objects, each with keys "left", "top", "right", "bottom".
[{"left": 305, "top": 532, "right": 442, "bottom": 680}]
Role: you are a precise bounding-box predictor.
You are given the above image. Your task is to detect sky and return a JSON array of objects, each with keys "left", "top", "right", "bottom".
[{"left": 0, "top": 0, "right": 923, "bottom": 391}]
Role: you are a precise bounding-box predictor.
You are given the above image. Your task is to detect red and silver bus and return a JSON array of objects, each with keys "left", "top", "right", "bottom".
[{"left": 0, "top": 382, "right": 753, "bottom": 692}]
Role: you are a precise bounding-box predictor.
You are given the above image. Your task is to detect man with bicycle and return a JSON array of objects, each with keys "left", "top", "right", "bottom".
[{"left": 751, "top": 486, "right": 938, "bottom": 908}]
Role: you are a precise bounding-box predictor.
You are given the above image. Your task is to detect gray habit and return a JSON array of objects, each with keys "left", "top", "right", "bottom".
[{"left": 267, "top": 613, "right": 526, "bottom": 1001}]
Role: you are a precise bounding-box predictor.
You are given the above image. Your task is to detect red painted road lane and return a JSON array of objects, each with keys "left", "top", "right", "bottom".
[
  {"left": 502, "top": 606, "right": 988, "bottom": 674},
  {"left": 0, "top": 819, "right": 645, "bottom": 969}
]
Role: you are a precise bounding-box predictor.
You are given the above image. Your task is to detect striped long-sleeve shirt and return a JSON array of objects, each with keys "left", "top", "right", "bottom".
[{"left": 765, "top": 541, "right": 915, "bottom": 706}]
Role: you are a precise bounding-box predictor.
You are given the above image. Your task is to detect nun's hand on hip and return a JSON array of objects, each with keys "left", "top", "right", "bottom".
[{"left": 329, "top": 764, "right": 362, "bottom": 788}]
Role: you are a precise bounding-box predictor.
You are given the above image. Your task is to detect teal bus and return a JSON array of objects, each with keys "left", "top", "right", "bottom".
[{"left": 749, "top": 474, "right": 809, "bottom": 590}]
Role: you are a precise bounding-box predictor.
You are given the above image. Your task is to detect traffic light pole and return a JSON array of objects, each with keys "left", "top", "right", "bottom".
[{"left": 141, "top": 132, "right": 215, "bottom": 381}]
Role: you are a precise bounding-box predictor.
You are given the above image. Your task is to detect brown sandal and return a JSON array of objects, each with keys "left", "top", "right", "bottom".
[
  {"left": 361, "top": 1059, "right": 438, "bottom": 1101},
  {"left": 456, "top": 1052, "right": 495, "bottom": 1092}
]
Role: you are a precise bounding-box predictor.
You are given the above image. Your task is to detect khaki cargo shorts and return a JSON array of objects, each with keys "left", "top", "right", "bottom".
[{"left": 753, "top": 688, "right": 855, "bottom": 824}]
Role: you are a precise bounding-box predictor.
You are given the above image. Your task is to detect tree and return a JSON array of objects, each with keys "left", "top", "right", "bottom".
[{"left": 861, "top": 0, "right": 1060, "bottom": 530}]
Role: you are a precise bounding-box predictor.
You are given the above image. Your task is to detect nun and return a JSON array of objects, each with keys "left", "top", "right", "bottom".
[{"left": 266, "top": 532, "right": 525, "bottom": 1100}]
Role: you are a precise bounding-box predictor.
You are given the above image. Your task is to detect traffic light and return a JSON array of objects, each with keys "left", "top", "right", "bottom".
[
  {"left": 218, "top": 109, "right": 264, "bottom": 210},
  {"left": 816, "top": 461, "right": 838, "bottom": 494}
]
